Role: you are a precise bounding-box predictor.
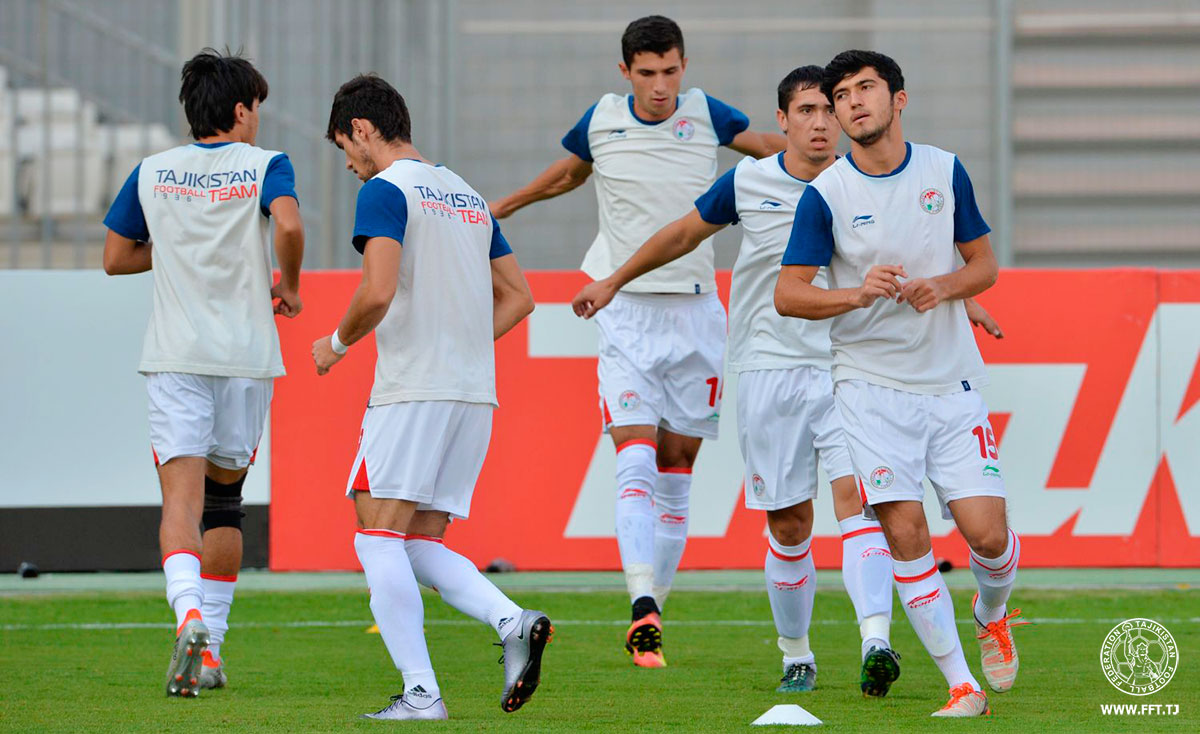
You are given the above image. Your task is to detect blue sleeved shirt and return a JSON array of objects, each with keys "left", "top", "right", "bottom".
[
  {"left": 261, "top": 153, "right": 298, "bottom": 216},
  {"left": 103, "top": 164, "right": 150, "bottom": 242},
  {"left": 694, "top": 167, "right": 740, "bottom": 225},
  {"left": 561, "top": 103, "right": 598, "bottom": 162},
  {"left": 705, "top": 94, "right": 750, "bottom": 147},
  {"left": 781, "top": 186, "right": 835, "bottom": 266},
  {"left": 952, "top": 158, "right": 990, "bottom": 243},
  {"left": 489, "top": 215, "right": 513, "bottom": 259},
  {"left": 352, "top": 178, "right": 408, "bottom": 254}
]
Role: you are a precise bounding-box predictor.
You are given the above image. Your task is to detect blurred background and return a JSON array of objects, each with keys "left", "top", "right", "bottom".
[{"left": 1, "top": 0, "right": 1198, "bottom": 272}]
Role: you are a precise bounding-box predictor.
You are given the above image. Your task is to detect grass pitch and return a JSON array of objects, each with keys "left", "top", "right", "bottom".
[{"left": 1, "top": 575, "right": 1197, "bottom": 732}]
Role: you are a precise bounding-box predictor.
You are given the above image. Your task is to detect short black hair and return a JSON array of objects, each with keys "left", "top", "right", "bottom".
[
  {"left": 777, "top": 65, "right": 826, "bottom": 111},
  {"left": 179, "top": 49, "right": 269, "bottom": 140},
  {"left": 821, "top": 50, "right": 905, "bottom": 101},
  {"left": 325, "top": 74, "right": 412, "bottom": 144},
  {"left": 621, "top": 15, "right": 684, "bottom": 68}
]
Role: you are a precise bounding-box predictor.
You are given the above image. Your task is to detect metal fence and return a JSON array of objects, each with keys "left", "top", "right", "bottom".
[{"left": 1, "top": 0, "right": 1197, "bottom": 270}]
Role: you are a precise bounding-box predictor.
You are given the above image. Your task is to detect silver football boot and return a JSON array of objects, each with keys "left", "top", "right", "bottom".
[
  {"left": 165, "top": 614, "right": 209, "bottom": 697},
  {"left": 499, "top": 609, "right": 553, "bottom": 713},
  {"left": 360, "top": 687, "right": 448, "bottom": 720}
]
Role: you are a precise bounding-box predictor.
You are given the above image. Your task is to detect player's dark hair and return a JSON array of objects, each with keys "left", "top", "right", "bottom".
[
  {"left": 821, "top": 50, "right": 905, "bottom": 101},
  {"left": 621, "top": 15, "right": 685, "bottom": 67},
  {"left": 325, "top": 74, "right": 412, "bottom": 144},
  {"left": 179, "top": 48, "right": 269, "bottom": 140},
  {"left": 777, "top": 65, "right": 826, "bottom": 111}
]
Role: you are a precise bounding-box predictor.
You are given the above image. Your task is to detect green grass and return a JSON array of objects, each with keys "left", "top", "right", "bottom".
[{"left": 1, "top": 586, "right": 1197, "bottom": 732}]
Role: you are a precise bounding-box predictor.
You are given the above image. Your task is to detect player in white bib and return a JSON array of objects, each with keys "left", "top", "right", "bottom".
[
  {"left": 491, "top": 15, "right": 785, "bottom": 668},
  {"left": 311, "top": 75, "right": 549, "bottom": 721},
  {"left": 777, "top": 51, "right": 1025, "bottom": 718},
  {"left": 102, "top": 50, "right": 304, "bottom": 697}
]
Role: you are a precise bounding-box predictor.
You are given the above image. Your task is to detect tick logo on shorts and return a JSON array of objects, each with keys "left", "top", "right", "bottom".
[
  {"left": 907, "top": 589, "right": 941, "bottom": 608},
  {"left": 870, "top": 466, "right": 895, "bottom": 490},
  {"left": 851, "top": 214, "right": 875, "bottom": 229},
  {"left": 619, "top": 390, "right": 641, "bottom": 410},
  {"left": 920, "top": 188, "right": 944, "bottom": 214},
  {"left": 773, "top": 576, "right": 808, "bottom": 591},
  {"left": 983, "top": 464, "right": 1002, "bottom": 479},
  {"left": 751, "top": 474, "right": 766, "bottom": 497},
  {"left": 673, "top": 118, "right": 695, "bottom": 141}
]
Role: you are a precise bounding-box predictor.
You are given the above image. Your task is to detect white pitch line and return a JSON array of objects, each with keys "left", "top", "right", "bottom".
[{"left": 4, "top": 617, "right": 1198, "bottom": 632}]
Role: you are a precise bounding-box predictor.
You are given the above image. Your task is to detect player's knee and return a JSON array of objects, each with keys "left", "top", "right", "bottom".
[
  {"left": 966, "top": 525, "right": 1009, "bottom": 559},
  {"left": 766, "top": 507, "right": 812, "bottom": 546},
  {"left": 202, "top": 475, "right": 246, "bottom": 531}
]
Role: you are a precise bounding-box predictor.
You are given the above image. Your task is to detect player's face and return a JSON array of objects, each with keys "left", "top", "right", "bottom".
[
  {"left": 777, "top": 85, "right": 838, "bottom": 164},
  {"left": 830, "top": 67, "right": 905, "bottom": 146},
  {"left": 333, "top": 129, "right": 377, "bottom": 182},
  {"left": 619, "top": 49, "right": 686, "bottom": 120}
]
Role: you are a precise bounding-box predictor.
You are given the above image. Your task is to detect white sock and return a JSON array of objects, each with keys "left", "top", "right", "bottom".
[
  {"left": 405, "top": 536, "right": 523, "bottom": 640},
  {"left": 614, "top": 439, "right": 657, "bottom": 601},
  {"left": 969, "top": 528, "right": 1020, "bottom": 624},
  {"left": 765, "top": 534, "right": 816, "bottom": 658},
  {"left": 778, "top": 635, "right": 815, "bottom": 669},
  {"left": 354, "top": 530, "right": 440, "bottom": 699},
  {"left": 652, "top": 467, "right": 691, "bottom": 606},
  {"left": 163, "top": 550, "right": 204, "bottom": 629},
  {"left": 838, "top": 515, "right": 894, "bottom": 658},
  {"left": 894, "top": 551, "right": 979, "bottom": 690},
  {"left": 200, "top": 574, "right": 237, "bottom": 660}
]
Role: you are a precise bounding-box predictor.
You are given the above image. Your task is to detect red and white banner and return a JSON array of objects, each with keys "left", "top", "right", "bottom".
[{"left": 270, "top": 270, "right": 1200, "bottom": 571}]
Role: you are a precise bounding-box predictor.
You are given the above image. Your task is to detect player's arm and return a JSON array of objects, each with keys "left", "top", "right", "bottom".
[
  {"left": 726, "top": 129, "right": 787, "bottom": 158},
  {"left": 491, "top": 253, "right": 534, "bottom": 340},
  {"left": 269, "top": 195, "right": 304, "bottom": 318},
  {"left": 312, "top": 237, "right": 401, "bottom": 376},
  {"left": 103, "top": 230, "right": 152, "bottom": 275},
  {"left": 966, "top": 297, "right": 1004, "bottom": 338},
  {"left": 573, "top": 210, "right": 725, "bottom": 318},
  {"left": 490, "top": 154, "right": 593, "bottom": 219}
]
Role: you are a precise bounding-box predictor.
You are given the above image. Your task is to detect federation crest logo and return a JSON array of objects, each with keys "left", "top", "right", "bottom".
[
  {"left": 870, "top": 466, "right": 895, "bottom": 490},
  {"left": 673, "top": 118, "right": 695, "bottom": 141},
  {"left": 1101, "top": 618, "right": 1179, "bottom": 695},
  {"left": 751, "top": 474, "right": 766, "bottom": 497},
  {"left": 618, "top": 390, "right": 641, "bottom": 410},
  {"left": 920, "top": 188, "right": 944, "bottom": 214}
]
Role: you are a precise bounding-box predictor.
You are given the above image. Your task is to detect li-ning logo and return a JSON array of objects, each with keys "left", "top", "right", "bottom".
[
  {"left": 607, "top": 129, "right": 627, "bottom": 140},
  {"left": 660, "top": 513, "right": 686, "bottom": 525},
  {"left": 773, "top": 576, "right": 808, "bottom": 591},
  {"left": 620, "top": 488, "right": 649, "bottom": 499},
  {"left": 907, "top": 589, "right": 941, "bottom": 608},
  {"left": 851, "top": 214, "right": 875, "bottom": 229},
  {"left": 759, "top": 199, "right": 783, "bottom": 210},
  {"left": 861, "top": 547, "right": 892, "bottom": 559},
  {"left": 983, "top": 465, "right": 1001, "bottom": 479}
]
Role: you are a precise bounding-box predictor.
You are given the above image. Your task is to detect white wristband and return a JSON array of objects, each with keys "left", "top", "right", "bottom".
[{"left": 330, "top": 329, "right": 349, "bottom": 355}]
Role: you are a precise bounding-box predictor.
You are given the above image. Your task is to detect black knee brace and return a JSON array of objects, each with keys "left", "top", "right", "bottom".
[{"left": 202, "top": 475, "right": 246, "bottom": 531}]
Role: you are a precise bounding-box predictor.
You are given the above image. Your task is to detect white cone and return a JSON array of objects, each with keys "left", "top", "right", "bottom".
[{"left": 751, "top": 704, "right": 823, "bottom": 726}]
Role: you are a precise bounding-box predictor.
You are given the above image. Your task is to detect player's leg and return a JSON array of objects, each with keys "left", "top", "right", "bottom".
[
  {"left": 197, "top": 461, "right": 246, "bottom": 689},
  {"left": 651, "top": 428, "right": 702, "bottom": 606},
  {"left": 765, "top": 502, "right": 818, "bottom": 692},
  {"left": 149, "top": 372, "right": 217, "bottom": 697},
  {"left": 928, "top": 389, "right": 1023, "bottom": 694}
]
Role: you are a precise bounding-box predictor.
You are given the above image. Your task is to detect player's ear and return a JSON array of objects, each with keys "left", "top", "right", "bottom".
[
  {"left": 893, "top": 89, "right": 908, "bottom": 113},
  {"left": 680, "top": 57, "right": 687, "bottom": 74},
  {"left": 776, "top": 107, "right": 787, "bottom": 133},
  {"left": 618, "top": 62, "right": 630, "bottom": 81}
]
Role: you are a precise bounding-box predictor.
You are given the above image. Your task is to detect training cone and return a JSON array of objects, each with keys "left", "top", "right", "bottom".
[
  {"left": 751, "top": 704, "right": 822, "bottom": 726},
  {"left": 365, "top": 624, "right": 379, "bottom": 634}
]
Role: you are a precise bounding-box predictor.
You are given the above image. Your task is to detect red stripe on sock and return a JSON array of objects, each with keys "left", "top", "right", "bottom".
[
  {"left": 841, "top": 527, "right": 884, "bottom": 540},
  {"left": 971, "top": 529, "right": 1018, "bottom": 573},
  {"left": 658, "top": 466, "right": 692, "bottom": 474},
  {"left": 616, "top": 438, "right": 657, "bottom": 453},
  {"left": 200, "top": 573, "right": 238, "bottom": 582},
  {"left": 357, "top": 529, "right": 406, "bottom": 539},
  {"left": 405, "top": 534, "right": 445, "bottom": 544},
  {"left": 894, "top": 565, "right": 938, "bottom": 583},
  {"left": 768, "top": 544, "right": 810, "bottom": 562},
  {"left": 162, "top": 549, "right": 201, "bottom": 563}
]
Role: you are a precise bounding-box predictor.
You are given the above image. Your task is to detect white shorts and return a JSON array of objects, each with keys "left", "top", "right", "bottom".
[
  {"left": 834, "top": 380, "right": 1006, "bottom": 520},
  {"left": 594, "top": 291, "right": 726, "bottom": 440},
  {"left": 146, "top": 372, "right": 272, "bottom": 470},
  {"left": 738, "top": 366, "right": 854, "bottom": 511},
  {"left": 345, "top": 400, "right": 493, "bottom": 520}
]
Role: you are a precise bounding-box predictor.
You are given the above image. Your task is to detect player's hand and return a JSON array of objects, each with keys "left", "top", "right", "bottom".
[
  {"left": 489, "top": 200, "right": 511, "bottom": 220},
  {"left": 572, "top": 279, "right": 618, "bottom": 319},
  {"left": 900, "top": 277, "right": 947, "bottom": 313},
  {"left": 272, "top": 281, "right": 303, "bottom": 318},
  {"left": 312, "top": 335, "right": 344, "bottom": 376},
  {"left": 854, "top": 264, "right": 907, "bottom": 308},
  {"left": 966, "top": 298, "right": 1004, "bottom": 338}
]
